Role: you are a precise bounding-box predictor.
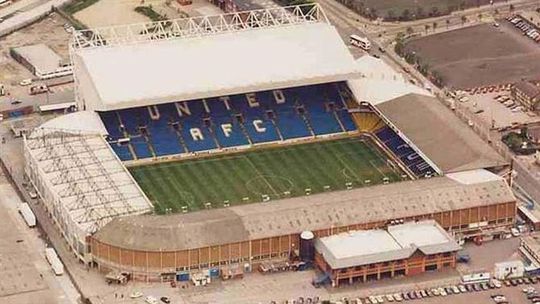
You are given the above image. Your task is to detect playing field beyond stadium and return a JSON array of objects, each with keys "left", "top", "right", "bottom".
[{"left": 129, "top": 136, "right": 407, "bottom": 214}]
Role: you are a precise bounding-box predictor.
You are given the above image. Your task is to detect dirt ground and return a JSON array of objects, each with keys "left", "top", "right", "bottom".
[
  {"left": 0, "top": 13, "right": 70, "bottom": 87},
  {"left": 73, "top": 0, "right": 221, "bottom": 28},
  {"left": 405, "top": 21, "right": 540, "bottom": 89}
]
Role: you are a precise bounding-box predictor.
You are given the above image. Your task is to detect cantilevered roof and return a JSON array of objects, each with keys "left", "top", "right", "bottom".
[
  {"left": 375, "top": 93, "right": 507, "bottom": 173},
  {"left": 315, "top": 220, "right": 461, "bottom": 269},
  {"left": 93, "top": 174, "right": 514, "bottom": 252},
  {"left": 72, "top": 6, "right": 360, "bottom": 111},
  {"left": 347, "top": 56, "right": 431, "bottom": 104},
  {"left": 37, "top": 111, "right": 108, "bottom": 136}
]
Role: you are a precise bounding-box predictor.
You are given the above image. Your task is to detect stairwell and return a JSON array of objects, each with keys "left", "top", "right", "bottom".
[
  {"left": 172, "top": 124, "right": 189, "bottom": 153},
  {"left": 115, "top": 111, "right": 138, "bottom": 160}
]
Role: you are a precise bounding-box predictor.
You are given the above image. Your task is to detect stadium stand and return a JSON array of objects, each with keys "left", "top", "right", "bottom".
[
  {"left": 99, "top": 82, "right": 357, "bottom": 160},
  {"left": 375, "top": 126, "right": 434, "bottom": 177}
]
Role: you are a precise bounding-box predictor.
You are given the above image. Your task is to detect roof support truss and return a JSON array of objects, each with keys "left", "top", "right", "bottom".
[{"left": 70, "top": 4, "right": 329, "bottom": 50}]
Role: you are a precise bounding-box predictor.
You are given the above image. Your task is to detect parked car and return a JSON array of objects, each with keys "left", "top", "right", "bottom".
[
  {"left": 160, "top": 296, "right": 171, "bottom": 304},
  {"left": 458, "top": 285, "right": 467, "bottom": 293},
  {"left": 129, "top": 291, "right": 143, "bottom": 298},
  {"left": 481, "top": 282, "right": 490, "bottom": 290},
  {"left": 145, "top": 296, "right": 158, "bottom": 304},
  {"left": 393, "top": 293, "right": 402, "bottom": 302},
  {"left": 19, "top": 79, "right": 32, "bottom": 86}
]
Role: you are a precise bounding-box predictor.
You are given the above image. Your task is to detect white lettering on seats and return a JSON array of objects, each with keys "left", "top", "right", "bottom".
[
  {"left": 246, "top": 93, "right": 259, "bottom": 107},
  {"left": 190, "top": 128, "right": 204, "bottom": 141},
  {"left": 175, "top": 102, "right": 191, "bottom": 117},
  {"left": 221, "top": 124, "right": 233, "bottom": 137},
  {"left": 273, "top": 90, "right": 286, "bottom": 104},
  {"left": 220, "top": 96, "right": 231, "bottom": 110},
  {"left": 253, "top": 120, "right": 266, "bottom": 133}
]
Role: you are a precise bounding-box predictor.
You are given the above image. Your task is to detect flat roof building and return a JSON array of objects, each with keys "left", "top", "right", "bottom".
[
  {"left": 314, "top": 220, "right": 461, "bottom": 287},
  {"left": 10, "top": 44, "right": 72, "bottom": 79}
]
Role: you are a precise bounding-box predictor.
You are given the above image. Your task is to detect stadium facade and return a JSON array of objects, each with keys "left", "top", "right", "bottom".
[{"left": 23, "top": 4, "right": 515, "bottom": 283}]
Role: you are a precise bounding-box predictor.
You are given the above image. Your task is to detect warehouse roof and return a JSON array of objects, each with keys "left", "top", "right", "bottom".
[
  {"left": 72, "top": 20, "right": 359, "bottom": 111},
  {"left": 11, "top": 44, "right": 63, "bottom": 75},
  {"left": 375, "top": 93, "right": 507, "bottom": 173},
  {"left": 315, "top": 220, "right": 460, "bottom": 269},
  {"left": 94, "top": 171, "right": 514, "bottom": 252}
]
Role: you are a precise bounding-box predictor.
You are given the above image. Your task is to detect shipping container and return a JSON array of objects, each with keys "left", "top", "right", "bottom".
[
  {"left": 45, "top": 247, "right": 64, "bottom": 275},
  {"left": 18, "top": 203, "right": 36, "bottom": 228}
]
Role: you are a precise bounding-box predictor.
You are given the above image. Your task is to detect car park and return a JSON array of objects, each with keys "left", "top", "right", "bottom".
[{"left": 402, "top": 292, "right": 409, "bottom": 300}]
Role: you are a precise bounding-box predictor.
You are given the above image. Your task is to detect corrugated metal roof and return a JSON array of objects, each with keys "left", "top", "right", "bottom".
[
  {"left": 375, "top": 93, "right": 508, "bottom": 173},
  {"left": 94, "top": 175, "right": 514, "bottom": 252}
]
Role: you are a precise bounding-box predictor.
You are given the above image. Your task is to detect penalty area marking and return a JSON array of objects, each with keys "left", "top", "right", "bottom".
[{"left": 245, "top": 175, "right": 295, "bottom": 198}]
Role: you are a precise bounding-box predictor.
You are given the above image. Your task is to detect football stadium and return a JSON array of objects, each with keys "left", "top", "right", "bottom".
[{"left": 23, "top": 4, "right": 516, "bottom": 283}]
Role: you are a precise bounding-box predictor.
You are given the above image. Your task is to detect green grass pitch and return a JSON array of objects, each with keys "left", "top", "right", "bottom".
[{"left": 129, "top": 136, "right": 407, "bottom": 214}]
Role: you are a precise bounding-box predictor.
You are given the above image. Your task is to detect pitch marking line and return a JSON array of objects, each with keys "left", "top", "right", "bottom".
[{"left": 243, "top": 156, "right": 280, "bottom": 197}]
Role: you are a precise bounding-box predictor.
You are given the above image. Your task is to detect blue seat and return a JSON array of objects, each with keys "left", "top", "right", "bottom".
[
  {"left": 100, "top": 82, "right": 361, "bottom": 159},
  {"left": 211, "top": 117, "right": 250, "bottom": 147},
  {"left": 130, "top": 136, "right": 152, "bottom": 159},
  {"left": 110, "top": 143, "right": 132, "bottom": 161},
  {"left": 337, "top": 109, "right": 356, "bottom": 131},
  {"left": 99, "top": 111, "right": 124, "bottom": 140}
]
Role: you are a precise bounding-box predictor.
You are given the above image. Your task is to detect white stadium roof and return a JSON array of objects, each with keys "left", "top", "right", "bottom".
[
  {"left": 348, "top": 56, "right": 431, "bottom": 105},
  {"left": 72, "top": 5, "right": 361, "bottom": 111},
  {"left": 24, "top": 118, "right": 153, "bottom": 240}
]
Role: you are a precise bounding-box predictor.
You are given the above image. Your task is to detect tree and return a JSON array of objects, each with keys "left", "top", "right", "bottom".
[
  {"left": 416, "top": 7, "right": 425, "bottom": 19},
  {"left": 406, "top": 26, "right": 414, "bottom": 35},
  {"left": 387, "top": 9, "right": 395, "bottom": 20},
  {"left": 510, "top": 4, "right": 515, "bottom": 12},
  {"left": 461, "top": 15, "right": 467, "bottom": 26},
  {"left": 494, "top": 8, "right": 500, "bottom": 16},
  {"left": 401, "top": 9, "right": 411, "bottom": 21},
  {"left": 424, "top": 23, "right": 430, "bottom": 34},
  {"left": 432, "top": 21, "right": 438, "bottom": 32},
  {"left": 446, "top": 19, "right": 450, "bottom": 29},
  {"left": 477, "top": 12, "right": 483, "bottom": 21}
]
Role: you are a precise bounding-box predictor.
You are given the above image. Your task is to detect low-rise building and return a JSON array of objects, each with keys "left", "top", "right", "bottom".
[
  {"left": 314, "top": 220, "right": 461, "bottom": 287},
  {"left": 511, "top": 81, "right": 540, "bottom": 112},
  {"left": 493, "top": 260, "right": 525, "bottom": 280},
  {"left": 10, "top": 44, "right": 72, "bottom": 79},
  {"left": 520, "top": 234, "right": 540, "bottom": 269}
]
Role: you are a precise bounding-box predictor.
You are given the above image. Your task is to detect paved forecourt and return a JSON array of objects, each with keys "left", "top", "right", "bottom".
[{"left": 129, "top": 136, "right": 406, "bottom": 214}]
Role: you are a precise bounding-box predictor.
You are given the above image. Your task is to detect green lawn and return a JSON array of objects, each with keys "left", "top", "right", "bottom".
[{"left": 129, "top": 137, "right": 407, "bottom": 214}]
